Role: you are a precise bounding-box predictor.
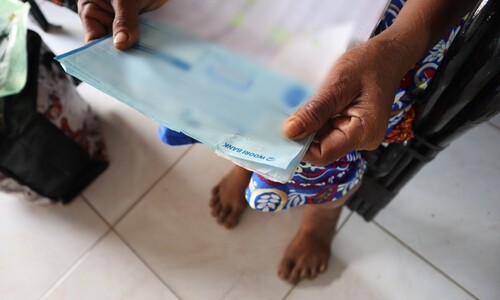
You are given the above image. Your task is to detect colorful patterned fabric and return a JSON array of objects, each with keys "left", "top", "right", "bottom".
[
  {"left": 36, "top": 43, "right": 108, "bottom": 162},
  {"left": 159, "top": 0, "right": 463, "bottom": 212},
  {"left": 0, "top": 40, "right": 107, "bottom": 203}
]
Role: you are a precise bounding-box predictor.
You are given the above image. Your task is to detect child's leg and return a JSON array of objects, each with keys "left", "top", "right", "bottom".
[
  {"left": 278, "top": 183, "right": 360, "bottom": 284},
  {"left": 209, "top": 165, "right": 252, "bottom": 229}
]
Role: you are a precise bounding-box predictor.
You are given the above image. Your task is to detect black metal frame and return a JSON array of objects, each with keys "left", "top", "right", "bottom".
[
  {"left": 347, "top": 0, "right": 500, "bottom": 221},
  {"left": 23, "top": 0, "right": 59, "bottom": 32}
]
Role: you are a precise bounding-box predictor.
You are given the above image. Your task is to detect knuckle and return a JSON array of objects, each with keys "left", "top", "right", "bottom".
[
  {"left": 78, "top": 0, "right": 112, "bottom": 18},
  {"left": 317, "top": 141, "right": 338, "bottom": 167},
  {"left": 359, "top": 116, "right": 386, "bottom": 150},
  {"left": 299, "top": 98, "right": 331, "bottom": 127},
  {"left": 320, "top": 71, "right": 356, "bottom": 111},
  {"left": 334, "top": 55, "right": 358, "bottom": 72},
  {"left": 113, "top": 17, "right": 128, "bottom": 28},
  {"left": 112, "top": 0, "right": 139, "bottom": 16},
  {"left": 78, "top": 0, "right": 92, "bottom": 16}
]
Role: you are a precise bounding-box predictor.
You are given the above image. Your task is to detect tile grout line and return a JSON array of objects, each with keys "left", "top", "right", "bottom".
[
  {"left": 80, "top": 146, "right": 194, "bottom": 299},
  {"left": 80, "top": 146, "right": 356, "bottom": 300},
  {"left": 39, "top": 145, "right": 194, "bottom": 299},
  {"left": 281, "top": 286, "right": 295, "bottom": 300},
  {"left": 82, "top": 194, "right": 112, "bottom": 227},
  {"left": 373, "top": 220, "right": 480, "bottom": 300},
  {"left": 338, "top": 209, "right": 354, "bottom": 232},
  {"left": 111, "top": 228, "right": 183, "bottom": 300},
  {"left": 111, "top": 145, "right": 194, "bottom": 227},
  {"left": 281, "top": 209, "right": 354, "bottom": 300},
  {"left": 486, "top": 120, "right": 500, "bottom": 131},
  {"left": 38, "top": 229, "right": 112, "bottom": 300},
  {"left": 80, "top": 197, "right": 182, "bottom": 299}
]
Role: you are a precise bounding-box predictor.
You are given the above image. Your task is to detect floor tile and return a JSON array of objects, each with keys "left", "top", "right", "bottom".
[
  {"left": 43, "top": 232, "right": 177, "bottom": 300},
  {"left": 116, "top": 145, "right": 350, "bottom": 300},
  {"left": 287, "top": 215, "right": 473, "bottom": 300},
  {"left": 0, "top": 195, "right": 108, "bottom": 300},
  {"left": 30, "top": 2, "right": 85, "bottom": 56},
  {"left": 376, "top": 124, "right": 500, "bottom": 299},
  {"left": 489, "top": 114, "right": 500, "bottom": 130},
  {"left": 78, "top": 84, "right": 190, "bottom": 224}
]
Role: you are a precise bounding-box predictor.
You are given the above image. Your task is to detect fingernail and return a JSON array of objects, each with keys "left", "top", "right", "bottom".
[
  {"left": 113, "top": 32, "right": 128, "bottom": 45},
  {"left": 285, "top": 117, "right": 305, "bottom": 138}
]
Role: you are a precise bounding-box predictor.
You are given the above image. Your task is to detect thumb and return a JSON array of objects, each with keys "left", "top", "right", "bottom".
[
  {"left": 111, "top": 0, "right": 140, "bottom": 49},
  {"left": 282, "top": 72, "right": 359, "bottom": 140}
]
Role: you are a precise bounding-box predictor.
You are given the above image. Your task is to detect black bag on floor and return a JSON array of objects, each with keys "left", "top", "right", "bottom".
[{"left": 0, "top": 30, "right": 108, "bottom": 203}]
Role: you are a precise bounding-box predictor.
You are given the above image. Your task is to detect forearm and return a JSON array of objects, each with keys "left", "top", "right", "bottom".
[{"left": 375, "top": 0, "right": 476, "bottom": 71}]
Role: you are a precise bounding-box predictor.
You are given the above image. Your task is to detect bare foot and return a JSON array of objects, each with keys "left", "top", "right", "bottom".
[
  {"left": 278, "top": 182, "right": 361, "bottom": 284},
  {"left": 209, "top": 166, "right": 252, "bottom": 229},
  {"left": 278, "top": 204, "right": 341, "bottom": 284}
]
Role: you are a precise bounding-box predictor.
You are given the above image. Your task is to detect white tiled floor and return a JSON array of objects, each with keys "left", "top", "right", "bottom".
[
  {"left": 2, "top": 2, "right": 499, "bottom": 299},
  {"left": 2, "top": 82, "right": 498, "bottom": 299},
  {"left": 42, "top": 232, "right": 177, "bottom": 300},
  {"left": 0, "top": 195, "right": 108, "bottom": 300},
  {"left": 376, "top": 123, "right": 500, "bottom": 300},
  {"left": 78, "top": 84, "right": 190, "bottom": 224},
  {"left": 287, "top": 216, "right": 473, "bottom": 300}
]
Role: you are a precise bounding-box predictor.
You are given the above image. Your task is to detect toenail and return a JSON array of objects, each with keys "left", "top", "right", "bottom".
[{"left": 319, "top": 264, "right": 327, "bottom": 272}]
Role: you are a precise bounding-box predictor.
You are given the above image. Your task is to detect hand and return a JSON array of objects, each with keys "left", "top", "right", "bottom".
[
  {"left": 78, "top": 0, "right": 167, "bottom": 49},
  {"left": 282, "top": 37, "right": 414, "bottom": 166}
]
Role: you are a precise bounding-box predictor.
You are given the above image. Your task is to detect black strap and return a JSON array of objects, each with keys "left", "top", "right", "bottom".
[{"left": 413, "top": 134, "right": 445, "bottom": 151}]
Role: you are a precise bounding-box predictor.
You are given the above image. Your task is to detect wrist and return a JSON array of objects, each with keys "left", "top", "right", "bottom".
[{"left": 367, "top": 33, "right": 421, "bottom": 79}]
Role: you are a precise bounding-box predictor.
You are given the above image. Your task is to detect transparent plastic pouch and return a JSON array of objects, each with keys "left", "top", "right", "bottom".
[{"left": 0, "top": 0, "right": 29, "bottom": 97}]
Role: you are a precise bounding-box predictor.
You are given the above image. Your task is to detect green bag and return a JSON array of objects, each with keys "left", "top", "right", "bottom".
[{"left": 0, "top": 0, "right": 30, "bottom": 97}]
